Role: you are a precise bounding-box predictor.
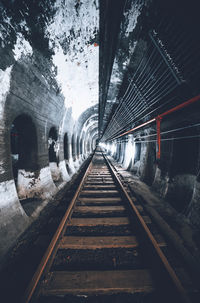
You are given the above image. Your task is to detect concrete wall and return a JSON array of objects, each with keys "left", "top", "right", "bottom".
[
  {"left": 0, "top": 43, "right": 97, "bottom": 262},
  {"left": 106, "top": 122, "right": 200, "bottom": 230},
  {"left": 0, "top": 0, "right": 100, "bottom": 261}
]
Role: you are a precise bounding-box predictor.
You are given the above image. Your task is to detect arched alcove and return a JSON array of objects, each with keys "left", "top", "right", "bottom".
[
  {"left": 119, "top": 141, "right": 125, "bottom": 164},
  {"left": 92, "top": 136, "right": 98, "bottom": 151},
  {"left": 132, "top": 140, "right": 141, "bottom": 173},
  {"left": 64, "top": 133, "right": 69, "bottom": 161},
  {"left": 10, "top": 114, "right": 40, "bottom": 215},
  {"left": 116, "top": 140, "right": 121, "bottom": 162},
  {"left": 48, "top": 127, "right": 58, "bottom": 163},
  {"left": 142, "top": 142, "right": 156, "bottom": 186},
  {"left": 121, "top": 141, "right": 126, "bottom": 164},
  {"left": 10, "top": 114, "right": 38, "bottom": 185},
  {"left": 80, "top": 138, "right": 83, "bottom": 155},
  {"left": 76, "top": 136, "right": 80, "bottom": 158},
  {"left": 166, "top": 127, "right": 199, "bottom": 212},
  {"left": 171, "top": 135, "right": 199, "bottom": 178},
  {"left": 71, "top": 134, "right": 76, "bottom": 160},
  {"left": 123, "top": 136, "right": 135, "bottom": 170},
  {"left": 48, "top": 127, "right": 61, "bottom": 182},
  {"left": 134, "top": 141, "right": 141, "bottom": 163},
  {"left": 87, "top": 140, "right": 91, "bottom": 153}
]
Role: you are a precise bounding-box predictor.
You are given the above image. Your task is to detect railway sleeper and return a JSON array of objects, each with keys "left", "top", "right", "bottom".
[
  {"left": 72, "top": 205, "right": 127, "bottom": 218},
  {"left": 23, "top": 151, "right": 197, "bottom": 303}
]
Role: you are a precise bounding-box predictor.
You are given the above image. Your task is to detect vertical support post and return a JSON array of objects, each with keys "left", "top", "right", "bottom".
[{"left": 156, "top": 116, "right": 162, "bottom": 159}]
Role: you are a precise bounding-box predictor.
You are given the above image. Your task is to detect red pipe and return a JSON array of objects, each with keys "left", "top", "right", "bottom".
[
  {"left": 159, "top": 94, "right": 200, "bottom": 118},
  {"left": 156, "top": 94, "right": 200, "bottom": 159},
  {"left": 115, "top": 118, "right": 156, "bottom": 139}
]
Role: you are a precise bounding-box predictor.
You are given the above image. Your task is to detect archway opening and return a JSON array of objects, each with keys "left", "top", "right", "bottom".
[
  {"left": 142, "top": 142, "right": 156, "bottom": 186},
  {"left": 76, "top": 136, "right": 80, "bottom": 158},
  {"left": 134, "top": 141, "right": 141, "bottom": 163},
  {"left": 72, "top": 134, "right": 76, "bottom": 160},
  {"left": 167, "top": 128, "right": 199, "bottom": 213},
  {"left": 48, "top": 127, "right": 58, "bottom": 163},
  {"left": 87, "top": 140, "right": 91, "bottom": 153},
  {"left": 10, "top": 114, "right": 39, "bottom": 215},
  {"left": 132, "top": 140, "right": 141, "bottom": 173},
  {"left": 10, "top": 114, "right": 38, "bottom": 185},
  {"left": 64, "top": 133, "right": 72, "bottom": 175},
  {"left": 48, "top": 127, "right": 61, "bottom": 183},
  {"left": 171, "top": 135, "right": 198, "bottom": 177},
  {"left": 124, "top": 137, "right": 135, "bottom": 170},
  {"left": 64, "top": 133, "right": 69, "bottom": 161},
  {"left": 117, "top": 141, "right": 121, "bottom": 161},
  {"left": 80, "top": 138, "right": 83, "bottom": 155}
]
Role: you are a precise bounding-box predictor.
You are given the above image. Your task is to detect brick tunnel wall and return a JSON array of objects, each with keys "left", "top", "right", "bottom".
[{"left": 0, "top": 35, "right": 98, "bottom": 262}]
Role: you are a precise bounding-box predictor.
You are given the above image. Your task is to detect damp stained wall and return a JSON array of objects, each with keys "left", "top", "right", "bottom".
[{"left": 0, "top": 0, "right": 99, "bottom": 261}]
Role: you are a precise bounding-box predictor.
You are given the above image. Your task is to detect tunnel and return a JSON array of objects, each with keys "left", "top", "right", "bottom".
[{"left": 0, "top": 0, "right": 200, "bottom": 302}]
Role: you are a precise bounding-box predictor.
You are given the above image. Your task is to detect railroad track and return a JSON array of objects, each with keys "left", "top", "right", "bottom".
[{"left": 23, "top": 149, "right": 194, "bottom": 303}]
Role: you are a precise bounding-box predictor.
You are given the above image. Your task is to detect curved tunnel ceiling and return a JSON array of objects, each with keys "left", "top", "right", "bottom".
[
  {"left": 47, "top": 0, "right": 99, "bottom": 121},
  {"left": 74, "top": 108, "right": 98, "bottom": 135},
  {"left": 77, "top": 111, "right": 98, "bottom": 147},
  {"left": 79, "top": 113, "right": 98, "bottom": 137},
  {"left": 1, "top": 0, "right": 99, "bottom": 125},
  {"left": 84, "top": 124, "right": 98, "bottom": 140}
]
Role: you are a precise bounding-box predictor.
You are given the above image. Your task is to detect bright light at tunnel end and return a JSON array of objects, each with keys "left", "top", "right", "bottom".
[
  {"left": 99, "top": 142, "right": 117, "bottom": 156},
  {"left": 99, "top": 142, "right": 106, "bottom": 150}
]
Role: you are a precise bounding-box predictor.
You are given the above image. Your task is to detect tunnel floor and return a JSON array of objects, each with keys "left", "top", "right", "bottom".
[
  {"left": 0, "top": 159, "right": 91, "bottom": 303},
  {"left": 0, "top": 155, "right": 200, "bottom": 303},
  {"left": 108, "top": 156, "right": 200, "bottom": 258}
]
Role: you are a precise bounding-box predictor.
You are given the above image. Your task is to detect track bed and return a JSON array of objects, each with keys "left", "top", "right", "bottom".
[{"left": 23, "top": 150, "right": 195, "bottom": 303}]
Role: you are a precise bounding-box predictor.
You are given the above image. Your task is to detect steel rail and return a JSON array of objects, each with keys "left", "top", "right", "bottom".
[
  {"left": 102, "top": 152, "right": 191, "bottom": 303},
  {"left": 22, "top": 156, "right": 93, "bottom": 303}
]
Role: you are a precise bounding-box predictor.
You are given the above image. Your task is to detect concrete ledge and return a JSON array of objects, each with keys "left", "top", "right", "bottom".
[
  {"left": 17, "top": 166, "right": 57, "bottom": 200},
  {"left": 108, "top": 156, "right": 200, "bottom": 283},
  {"left": 49, "top": 162, "right": 61, "bottom": 181},
  {"left": 59, "top": 160, "right": 70, "bottom": 182},
  {"left": 0, "top": 180, "right": 29, "bottom": 261}
]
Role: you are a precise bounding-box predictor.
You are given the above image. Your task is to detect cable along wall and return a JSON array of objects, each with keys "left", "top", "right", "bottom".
[{"left": 101, "top": 14, "right": 200, "bottom": 142}]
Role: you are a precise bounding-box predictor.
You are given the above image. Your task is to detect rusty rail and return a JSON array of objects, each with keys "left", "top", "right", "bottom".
[
  {"left": 103, "top": 152, "right": 191, "bottom": 303},
  {"left": 23, "top": 150, "right": 192, "bottom": 303},
  {"left": 22, "top": 158, "right": 93, "bottom": 303}
]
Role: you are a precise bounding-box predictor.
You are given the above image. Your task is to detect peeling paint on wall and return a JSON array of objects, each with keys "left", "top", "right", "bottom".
[
  {"left": 17, "top": 167, "right": 57, "bottom": 200},
  {"left": 0, "top": 65, "right": 13, "bottom": 118},
  {"left": 0, "top": 14, "right": 14, "bottom": 47},
  {"left": 124, "top": 1, "right": 145, "bottom": 37},
  {"left": 0, "top": 161, "right": 5, "bottom": 175},
  {"left": 13, "top": 32, "right": 33, "bottom": 61},
  {"left": 0, "top": 179, "right": 29, "bottom": 259},
  {"left": 59, "top": 160, "right": 70, "bottom": 182},
  {"left": 45, "top": 0, "right": 99, "bottom": 120},
  {"left": 0, "top": 180, "right": 20, "bottom": 208}
]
